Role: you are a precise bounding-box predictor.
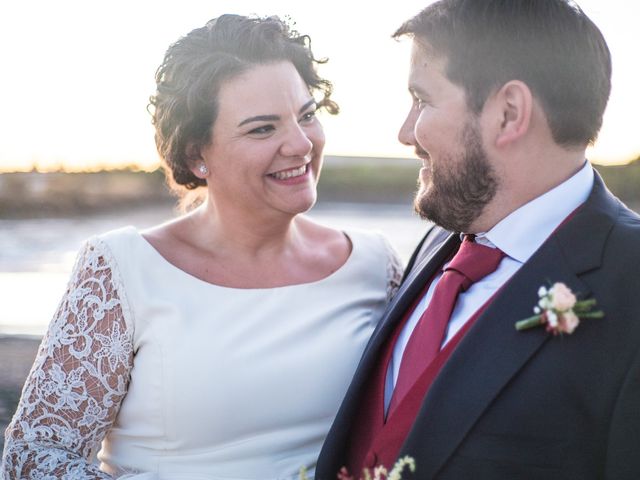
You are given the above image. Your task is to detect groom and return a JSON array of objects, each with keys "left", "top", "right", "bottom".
[{"left": 317, "top": 0, "right": 640, "bottom": 478}]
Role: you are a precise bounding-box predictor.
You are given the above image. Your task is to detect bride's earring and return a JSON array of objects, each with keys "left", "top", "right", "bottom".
[{"left": 198, "top": 163, "right": 209, "bottom": 175}]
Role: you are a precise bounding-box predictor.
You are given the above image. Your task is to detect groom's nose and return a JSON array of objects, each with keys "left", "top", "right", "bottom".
[{"left": 398, "top": 107, "right": 418, "bottom": 146}]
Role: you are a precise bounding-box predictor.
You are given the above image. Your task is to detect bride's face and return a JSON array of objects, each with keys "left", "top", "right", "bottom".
[{"left": 198, "top": 61, "right": 325, "bottom": 218}]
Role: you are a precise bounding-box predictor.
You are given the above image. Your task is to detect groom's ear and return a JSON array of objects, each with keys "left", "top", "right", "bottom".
[{"left": 487, "top": 80, "right": 533, "bottom": 148}]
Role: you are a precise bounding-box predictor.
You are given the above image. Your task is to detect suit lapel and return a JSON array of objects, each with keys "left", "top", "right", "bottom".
[
  {"left": 359, "top": 230, "right": 459, "bottom": 372},
  {"left": 400, "top": 237, "right": 585, "bottom": 477},
  {"left": 399, "top": 172, "right": 618, "bottom": 477}
]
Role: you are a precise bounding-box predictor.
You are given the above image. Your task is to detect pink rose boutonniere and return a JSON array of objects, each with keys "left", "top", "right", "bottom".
[{"left": 515, "top": 282, "right": 604, "bottom": 335}]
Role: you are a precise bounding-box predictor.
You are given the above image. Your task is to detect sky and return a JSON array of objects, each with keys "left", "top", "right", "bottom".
[{"left": 0, "top": 0, "right": 638, "bottom": 172}]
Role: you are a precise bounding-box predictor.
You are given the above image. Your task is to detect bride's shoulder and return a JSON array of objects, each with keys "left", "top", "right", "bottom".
[
  {"left": 89, "top": 217, "right": 184, "bottom": 266},
  {"left": 297, "top": 215, "right": 350, "bottom": 256},
  {"left": 297, "top": 216, "right": 394, "bottom": 260}
]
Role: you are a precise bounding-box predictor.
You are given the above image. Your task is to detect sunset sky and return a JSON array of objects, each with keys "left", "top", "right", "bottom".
[{"left": 1, "top": 0, "right": 638, "bottom": 172}]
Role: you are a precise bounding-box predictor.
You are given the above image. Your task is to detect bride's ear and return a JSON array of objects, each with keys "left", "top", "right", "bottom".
[
  {"left": 489, "top": 80, "right": 533, "bottom": 148},
  {"left": 186, "top": 142, "right": 209, "bottom": 179}
]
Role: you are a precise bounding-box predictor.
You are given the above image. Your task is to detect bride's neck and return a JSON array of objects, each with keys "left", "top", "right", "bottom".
[{"left": 188, "top": 200, "right": 302, "bottom": 258}]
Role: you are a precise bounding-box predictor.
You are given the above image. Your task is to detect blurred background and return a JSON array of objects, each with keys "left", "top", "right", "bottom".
[{"left": 1, "top": 0, "right": 639, "bottom": 447}]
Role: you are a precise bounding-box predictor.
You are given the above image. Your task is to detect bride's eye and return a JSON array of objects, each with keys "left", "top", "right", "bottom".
[
  {"left": 300, "top": 110, "right": 317, "bottom": 123},
  {"left": 248, "top": 124, "right": 275, "bottom": 135}
]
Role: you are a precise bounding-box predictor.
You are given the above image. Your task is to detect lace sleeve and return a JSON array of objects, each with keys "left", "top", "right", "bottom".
[
  {"left": 383, "top": 237, "right": 404, "bottom": 302},
  {"left": 1, "top": 238, "right": 134, "bottom": 479}
]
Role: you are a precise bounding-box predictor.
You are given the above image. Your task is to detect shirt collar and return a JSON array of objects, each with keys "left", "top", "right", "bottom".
[{"left": 473, "top": 161, "right": 594, "bottom": 263}]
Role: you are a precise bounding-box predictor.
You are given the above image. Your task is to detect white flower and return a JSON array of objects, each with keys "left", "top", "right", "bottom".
[
  {"left": 41, "top": 364, "right": 87, "bottom": 411},
  {"left": 538, "top": 296, "right": 552, "bottom": 310},
  {"left": 51, "top": 423, "right": 84, "bottom": 449},
  {"left": 372, "top": 465, "right": 388, "bottom": 480},
  {"left": 95, "top": 322, "right": 133, "bottom": 372},
  {"left": 19, "top": 420, "right": 41, "bottom": 442},
  {"left": 388, "top": 456, "right": 417, "bottom": 480},
  {"left": 62, "top": 462, "right": 97, "bottom": 480},
  {"left": 66, "top": 285, "right": 92, "bottom": 315},
  {"left": 538, "top": 286, "right": 548, "bottom": 297},
  {"left": 38, "top": 448, "right": 67, "bottom": 472},
  {"left": 546, "top": 311, "right": 558, "bottom": 328},
  {"left": 78, "top": 397, "right": 108, "bottom": 427}
]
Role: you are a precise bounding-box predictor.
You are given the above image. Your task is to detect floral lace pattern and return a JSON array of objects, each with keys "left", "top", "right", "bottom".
[
  {"left": 1, "top": 239, "right": 134, "bottom": 479},
  {"left": 385, "top": 241, "right": 404, "bottom": 302}
]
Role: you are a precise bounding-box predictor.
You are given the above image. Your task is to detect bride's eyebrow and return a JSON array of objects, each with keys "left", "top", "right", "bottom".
[
  {"left": 237, "top": 99, "right": 316, "bottom": 127},
  {"left": 238, "top": 114, "right": 278, "bottom": 127},
  {"left": 299, "top": 98, "right": 317, "bottom": 113}
]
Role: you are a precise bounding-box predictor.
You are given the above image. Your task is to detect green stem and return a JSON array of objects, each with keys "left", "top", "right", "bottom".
[
  {"left": 574, "top": 299, "right": 597, "bottom": 312},
  {"left": 515, "top": 315, "right": 543, "bottom": 331},
  {"left": 579, "top": 311, "right": 605, "bottom": 319}
]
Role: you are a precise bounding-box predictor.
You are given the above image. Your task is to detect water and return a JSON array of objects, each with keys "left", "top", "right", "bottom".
[{"left": 0, "top": 202, "right": 427, "bottom": 335}]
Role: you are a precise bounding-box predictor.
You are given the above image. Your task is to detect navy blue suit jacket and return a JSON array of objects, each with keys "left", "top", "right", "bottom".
[{"left": 317, "top": 171, "right": 640, "bottom": 479}]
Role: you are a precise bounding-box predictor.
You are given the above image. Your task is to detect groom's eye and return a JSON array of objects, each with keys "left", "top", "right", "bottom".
[{"left": 414, "top": 97, "right": 428, "bottom": 110}]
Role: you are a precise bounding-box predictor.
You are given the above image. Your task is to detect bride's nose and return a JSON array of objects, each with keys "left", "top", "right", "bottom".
[{"left": 280, "top": 124, "right": 313, "bottom": 157}]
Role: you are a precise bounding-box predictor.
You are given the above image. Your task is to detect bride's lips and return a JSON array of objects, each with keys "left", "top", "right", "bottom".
[{"left": 266, "top": 163, "right": 311, "bottom": 184}]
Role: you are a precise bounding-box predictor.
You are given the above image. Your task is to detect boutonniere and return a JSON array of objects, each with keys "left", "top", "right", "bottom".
[
  {"left": 337, "top": 456, "right": 416, "bottom": 480},
  {"left": 300, "top": 456, "right": 416, "bottom": 480},
  {"left": 515, "top": 282, "right": 604, "bottom": 335}
]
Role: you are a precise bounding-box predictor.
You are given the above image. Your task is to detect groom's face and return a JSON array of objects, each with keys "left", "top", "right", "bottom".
[{"left": 398, "top": 41, "right": 498, "bottom": 232}]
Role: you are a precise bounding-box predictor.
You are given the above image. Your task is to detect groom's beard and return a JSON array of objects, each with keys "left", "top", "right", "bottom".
[{"left": 414, "top": 120, "right": 498, "bottom": 232}]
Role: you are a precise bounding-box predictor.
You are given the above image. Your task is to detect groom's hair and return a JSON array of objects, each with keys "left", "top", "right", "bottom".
[{"left": 394, "top": 0, "right": 611, "bottom": 148}]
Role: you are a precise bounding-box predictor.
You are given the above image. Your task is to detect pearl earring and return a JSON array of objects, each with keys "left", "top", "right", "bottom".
[{"left": 198, "top": 163, "right": 209, "bottom": 175}]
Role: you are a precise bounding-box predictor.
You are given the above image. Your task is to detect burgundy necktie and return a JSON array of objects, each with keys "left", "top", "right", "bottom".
[{"left": 389, "top": 235, "right": 505, "bottom": 413}]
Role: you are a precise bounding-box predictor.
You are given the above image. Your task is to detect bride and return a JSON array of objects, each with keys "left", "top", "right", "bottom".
[{"left": 2, "top": 14, "right": 402, "bottom": 479}]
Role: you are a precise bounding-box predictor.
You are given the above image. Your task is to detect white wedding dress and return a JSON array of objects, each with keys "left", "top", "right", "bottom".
[{"left": 2, "top": 226, "right": 402, "bottom": 479}]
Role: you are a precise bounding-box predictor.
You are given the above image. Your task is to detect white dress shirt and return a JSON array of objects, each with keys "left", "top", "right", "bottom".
[{"left": 385, "top": 162, "right": 594, "bottom": 412}]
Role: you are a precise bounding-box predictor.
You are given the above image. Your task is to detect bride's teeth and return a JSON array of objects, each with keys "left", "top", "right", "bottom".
[{"left": 272, "top": 165, "right": 307, "bottom": 180}]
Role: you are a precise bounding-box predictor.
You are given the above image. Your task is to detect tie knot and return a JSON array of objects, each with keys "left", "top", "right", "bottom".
[{"left": 445, "top": 236, "right": 504, "bottom": 289}]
